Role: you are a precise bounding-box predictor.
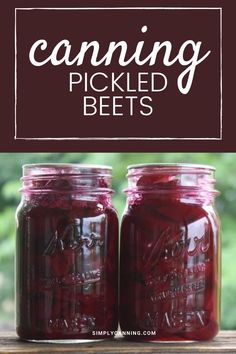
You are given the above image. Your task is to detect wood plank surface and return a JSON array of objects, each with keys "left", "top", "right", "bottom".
[{"left": 0, "top": 331, "right": 235, "bottom": 354}]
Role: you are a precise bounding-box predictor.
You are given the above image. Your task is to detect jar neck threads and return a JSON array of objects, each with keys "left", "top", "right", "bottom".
[
  {"left": 125, "top": 163, "right": 218, "bottom": 202},
  {"left": 21, "top": 164, "right": 113, "bottom": 195}
]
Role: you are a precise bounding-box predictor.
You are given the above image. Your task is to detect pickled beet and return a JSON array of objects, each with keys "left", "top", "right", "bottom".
[
  {"left": 16, "top": 164, "right": 118, "bottom": 341},
  {"left": 120, "top": 164, "right": 220, "bottom": 341}
]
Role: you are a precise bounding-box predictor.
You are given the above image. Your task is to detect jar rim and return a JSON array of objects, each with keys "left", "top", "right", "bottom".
[
  {"left": 127, "top": 163, "right": 215, "bottom": 172},
  {"left": 22, "top": 163, "right": 112, "bottom": 177}
]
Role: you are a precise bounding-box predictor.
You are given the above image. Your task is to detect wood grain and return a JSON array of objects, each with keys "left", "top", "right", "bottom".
[{"left": 0, "top": 331, "right": 235, "bottom": 354}]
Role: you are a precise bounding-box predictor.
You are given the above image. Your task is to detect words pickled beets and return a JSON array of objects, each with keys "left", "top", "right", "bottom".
[{"left": 28, "top": 25, "right": 211, "bottom": 117}]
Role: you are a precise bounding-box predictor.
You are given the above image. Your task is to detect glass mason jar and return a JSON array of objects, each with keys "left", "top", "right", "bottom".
[
  {"left": 120, "top": 164, "right": 220, "bottom": 341},
  {"left": 16, "top": 164, "right": 118, "bottom": 342}
]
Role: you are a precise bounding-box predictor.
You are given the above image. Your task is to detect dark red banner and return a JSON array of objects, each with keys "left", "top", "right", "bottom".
[{"left": 0, "top": 0, "right": 234, "bottom": 151}]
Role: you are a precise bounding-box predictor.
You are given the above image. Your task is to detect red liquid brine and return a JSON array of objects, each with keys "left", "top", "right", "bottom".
[
  {"left": 16, "top": 164, "right": 118, "bottom": 342},
  {"left": 120, "top": 164, "right": 220, "bottom": 341}
]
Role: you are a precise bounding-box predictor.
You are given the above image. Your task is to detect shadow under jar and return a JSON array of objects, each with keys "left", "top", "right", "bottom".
[
  {"left": 16, "top": 164, "right": 118, "bottom": 342},
  {"left": 120, "top": 163, "right": 221, "bottom": 341}
]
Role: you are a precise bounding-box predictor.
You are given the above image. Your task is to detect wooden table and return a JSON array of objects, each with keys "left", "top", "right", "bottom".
[{"left": 0, "top": 331, "right": 235, "bottom": 353}]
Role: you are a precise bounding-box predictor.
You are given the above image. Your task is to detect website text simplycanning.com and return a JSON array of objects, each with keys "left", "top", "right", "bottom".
[{"left": 92, "top": 330, "right": 157, "bottom": 336}]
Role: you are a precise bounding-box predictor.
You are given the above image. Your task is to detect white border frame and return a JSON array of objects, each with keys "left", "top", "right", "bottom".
[{"left": 14, "top": 7, "right": 223, "bottom": 141}]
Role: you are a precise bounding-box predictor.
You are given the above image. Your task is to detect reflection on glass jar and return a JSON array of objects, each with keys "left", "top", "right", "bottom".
[
  {"left": 16, "top": 164, "right": 118, "bottom": 342},
  {"left": 120, "top": 164, "right": 220, "bottom": 341}
]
